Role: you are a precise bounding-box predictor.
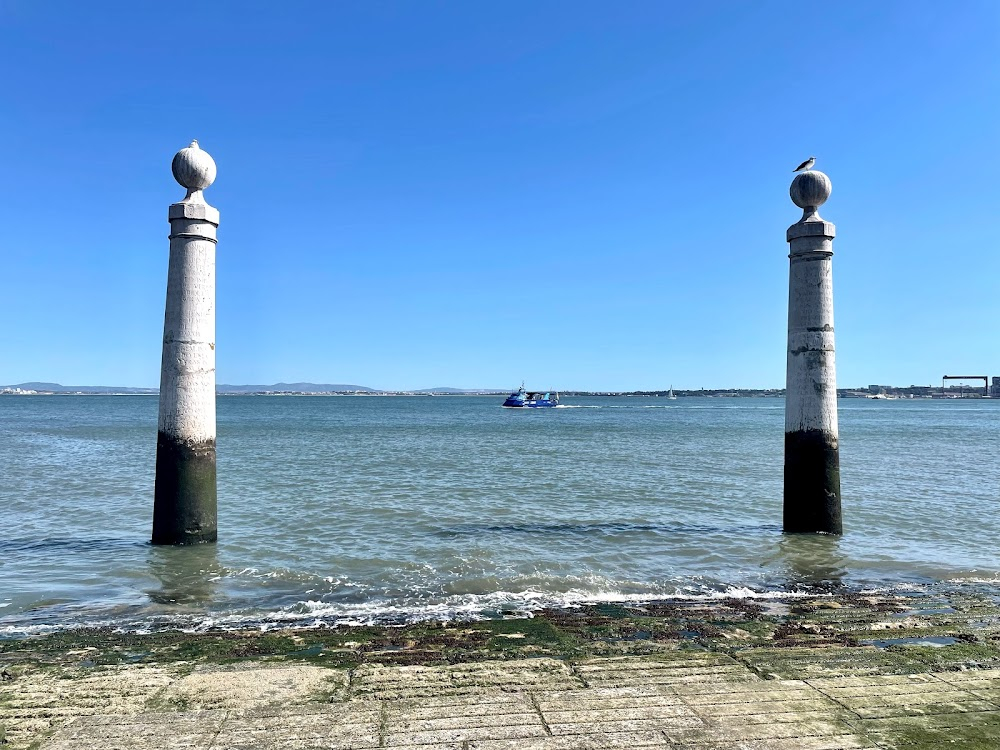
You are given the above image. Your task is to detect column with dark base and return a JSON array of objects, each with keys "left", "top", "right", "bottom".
[
  {"left": 783, "top": 169, "right": 842, "bottom": 534},
  {"left": 153, "top": 141, "right": 219, "bottom": 545}
]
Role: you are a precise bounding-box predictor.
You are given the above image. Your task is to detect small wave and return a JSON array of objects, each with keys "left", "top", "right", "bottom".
[
  {"left": 0, "top": 584, "right": 829, "bottom": 638},
  {"left": 234, "top": 584, "right": 823, "bottom": 627},
  {"left": 0, "top": 537, "right": 148, "bottom": 554},
  {"left": 947, "top": 575, "right": 1000, "bottom": 584},
  {"left": 436, "top": 520, "right": 779, "bottom": 537}
]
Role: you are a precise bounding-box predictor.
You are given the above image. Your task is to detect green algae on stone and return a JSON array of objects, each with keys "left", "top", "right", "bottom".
[
  {"left": 483, "top": 616, "right": 571, "bottom": 655},
  {"left": 736, "top": 645, "right": 931, "bottom": 680},
  {"left": 887, "top": 641, "right": 1000, "bottom": 671},
  {"left": 3, "top": 589, "right": 1000, "bottom": 674},
  {"left": 860, "top": 710, "right": 1000, "bottom": 749}
]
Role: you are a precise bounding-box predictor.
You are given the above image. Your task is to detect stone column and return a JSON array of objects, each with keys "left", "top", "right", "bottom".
[
  {"left": 152, "top": 141, "right": 219, "bottom": 545},
  {"left": 783, "top": 169, "right": 842, "bottom": 534}
]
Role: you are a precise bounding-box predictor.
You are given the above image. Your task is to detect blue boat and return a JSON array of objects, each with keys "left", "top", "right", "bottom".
[{"left": 502, "top": 384, "right": 560, "bottom": 408}]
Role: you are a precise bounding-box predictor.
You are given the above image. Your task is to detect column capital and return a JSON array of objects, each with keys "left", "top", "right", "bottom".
[
  {"left": 169, "top": 202, "right": 220, "bottom": 224},
  {"left": 787, "top": 219, "right": 835, "bottom": 243}
]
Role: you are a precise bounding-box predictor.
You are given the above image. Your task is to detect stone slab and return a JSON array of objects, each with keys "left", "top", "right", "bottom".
[
  {"left": 3, "top": 659, "right": 996, "bottom": 749},
  {"left": 350, "top": 658, "right": 580, "bottom": 700},
  {"left": 469, "top": 733, "right": 671, "bottom": 749},
  {"left": 155, "top": 664, "right": 335, "bottom": 711}
]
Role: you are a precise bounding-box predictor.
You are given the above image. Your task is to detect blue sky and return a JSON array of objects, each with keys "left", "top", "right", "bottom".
[{"left": 0, "top": 1, "right": 997, "bottom": 390}]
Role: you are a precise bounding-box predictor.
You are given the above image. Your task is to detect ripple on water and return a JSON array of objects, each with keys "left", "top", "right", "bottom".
[{"left": 1, "top": 395, "right": 999, "bottom": 633}]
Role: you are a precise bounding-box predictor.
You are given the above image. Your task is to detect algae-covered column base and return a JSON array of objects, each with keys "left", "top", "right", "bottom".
[
  {"left": 152, "top": 433, "right": 217, "bottom": 544},
  {"left": 783, "top": 169, "right": 842, "bottom": 534},
  {"left": 152, "top": 141, "right": 220, "bottom": 545},
  {"left": 783, "top": 429, "right": 841, "bottom": 533}
]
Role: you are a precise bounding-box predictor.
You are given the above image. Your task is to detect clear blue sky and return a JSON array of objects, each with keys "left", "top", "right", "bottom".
[{"left": 1, "top": 1, "right": 997, "bottom": 390}]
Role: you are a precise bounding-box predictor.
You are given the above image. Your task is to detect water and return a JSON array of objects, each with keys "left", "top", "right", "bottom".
[{"left": 1, "top": 395, "right": 999, "bottom": 635}]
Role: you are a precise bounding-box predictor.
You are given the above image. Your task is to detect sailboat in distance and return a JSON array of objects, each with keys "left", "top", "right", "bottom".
[{"left": 667, "top": 385, "right": 677, "bottom": 400}]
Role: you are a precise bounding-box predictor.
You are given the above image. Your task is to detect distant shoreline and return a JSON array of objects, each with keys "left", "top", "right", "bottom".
[{"left": 2, "top": 389, "right": 993, "bottom": 399}]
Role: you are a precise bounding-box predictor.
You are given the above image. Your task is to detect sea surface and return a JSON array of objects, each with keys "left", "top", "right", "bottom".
[{"left": 2, "top": 395, "right": 999, "bottom": 636}]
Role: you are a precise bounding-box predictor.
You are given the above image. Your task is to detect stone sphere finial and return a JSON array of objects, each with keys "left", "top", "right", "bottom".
[
  {"left": 171, "top": 140, "right": 217, "bottom": 202},
  {"left": 790, "top": 170, "right": 831, "bottom": 220}
]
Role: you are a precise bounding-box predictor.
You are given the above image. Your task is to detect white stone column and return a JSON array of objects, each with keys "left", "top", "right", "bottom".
[
  {"left": 152, "top": 141, "right": 219, "bottom": 545},
  {"left": 784, "top": 169, "right": 842, "bottom": 534}
]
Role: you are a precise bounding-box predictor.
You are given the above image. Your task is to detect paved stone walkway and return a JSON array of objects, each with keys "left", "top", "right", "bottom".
[{"left": 5, "top": 652, "right": 1000, "bottom": 748}]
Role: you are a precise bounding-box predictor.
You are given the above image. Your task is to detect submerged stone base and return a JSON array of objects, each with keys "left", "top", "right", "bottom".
[
  {"left": 152, "top": 432, "right": 217, "bottom": 545},
  {"left": 784, "top": 429, "right": 842, "bottom": 534}
]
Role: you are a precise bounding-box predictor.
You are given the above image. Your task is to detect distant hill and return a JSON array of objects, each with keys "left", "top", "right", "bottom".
[
  {"left": 1, "top": 382, "right": 378, "bottom": 394},
  {"left": 2, "top": 382, "right": 157, "bottom": 394},
  {"left": 2, "top": 382, "right": 513, "bottom": 395}
]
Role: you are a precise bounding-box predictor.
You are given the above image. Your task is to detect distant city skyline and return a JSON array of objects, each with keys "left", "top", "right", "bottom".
[{"left": 1, "top": 2, "right": 997, "bottom": 391}]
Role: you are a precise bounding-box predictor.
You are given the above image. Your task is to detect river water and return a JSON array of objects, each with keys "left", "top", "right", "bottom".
[{"left": 1, "top": 395, "right": 998, "bottom": 635}]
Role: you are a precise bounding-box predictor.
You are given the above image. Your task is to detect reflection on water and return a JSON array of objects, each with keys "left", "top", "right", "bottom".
[
  {"left": 773, "top": 533, "right": 848, "bottom": 591},
  {"left": 146, "top": 544, "right": 222, "bottom": 606}
]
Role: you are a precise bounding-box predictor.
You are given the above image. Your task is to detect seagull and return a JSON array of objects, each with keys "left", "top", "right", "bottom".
[{"left": 793, "top": 156, "right": 816, "bottom": 172}]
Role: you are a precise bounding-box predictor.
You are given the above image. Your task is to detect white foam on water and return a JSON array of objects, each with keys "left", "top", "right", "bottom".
[
  {"left": 947, "top": 575, "right": 1000, "bottom": 584},
  {"left": 197, "top": 584, "right": 828, "bottom": 631},
  {"left": 0, "top": 583, "right": 833, "bottom": 638}
]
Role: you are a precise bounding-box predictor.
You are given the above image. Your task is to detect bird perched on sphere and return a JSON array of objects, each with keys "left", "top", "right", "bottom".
[{"left": 793, "top": 156, "right": 816, "bottom": 172}]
